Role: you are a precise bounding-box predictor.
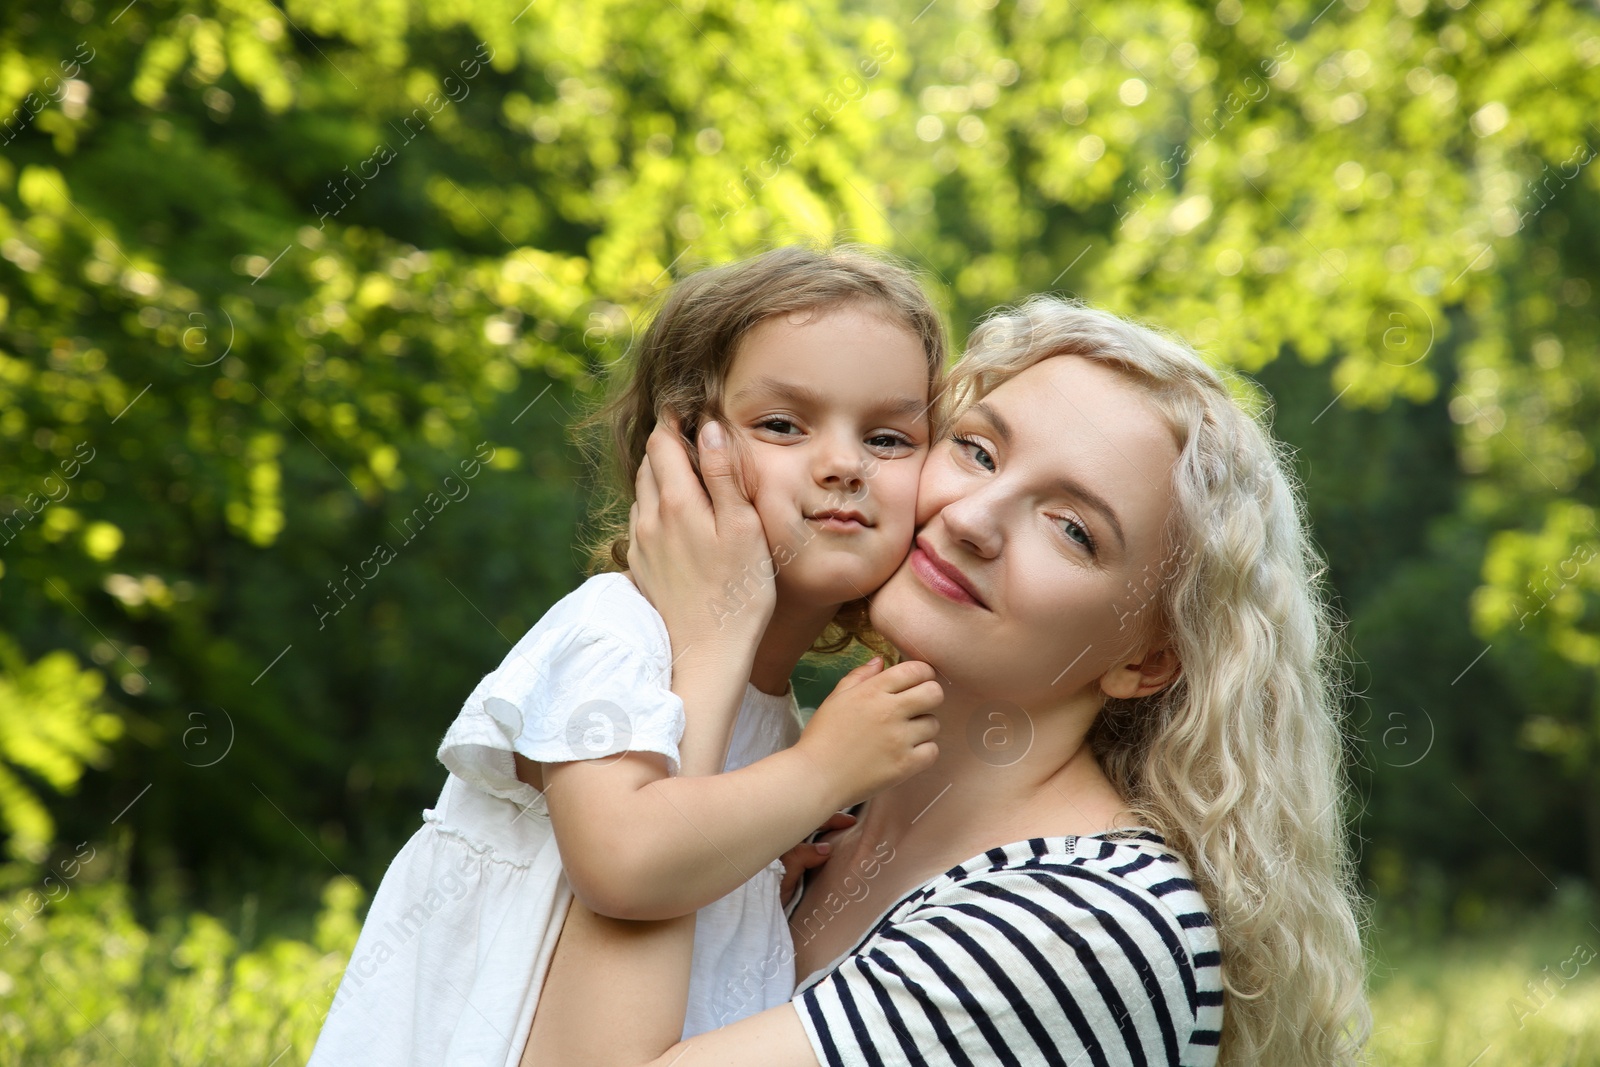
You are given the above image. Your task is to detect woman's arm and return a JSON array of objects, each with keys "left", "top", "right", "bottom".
[
  {"left": 522, "top": 898, "right": 820, "bottom": 1067},
  {"left": 526, "top": 858, "right": 1215, "bottom": 1067}
]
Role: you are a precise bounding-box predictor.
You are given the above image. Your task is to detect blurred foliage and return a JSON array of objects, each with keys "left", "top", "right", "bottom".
[
  {"left": 0, "top": 0, "right": 1598, "bottom": 945},
  {"left": 1, "top": 865, "right": 1596, "bottom": 1065},
  {"left": 0, "top": 840, "right": 357, "bottom": 1063},
  {"left": 0, "top": 635, "right": 118, "bottom": 864}
]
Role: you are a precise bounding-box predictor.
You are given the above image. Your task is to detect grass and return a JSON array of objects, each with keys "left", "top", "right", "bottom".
[
  {"left": 1365, "top": 890, "right": 1600, "bottom": 1066},
  {"left": 0, "top": 874, "right": 358, "bottom": 1066},
  {"left": 2, "top": 867, "right": 1599, "bottom": 1065}
]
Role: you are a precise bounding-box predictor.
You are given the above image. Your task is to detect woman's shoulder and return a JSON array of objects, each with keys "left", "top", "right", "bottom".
[
  {"left": 921, "top": 830, "right": 1218, "bottom": 953},
  {"left": 795, "top": 829, "right": 1224, "bottom": 1067},
  {"left": 982, "top": 829, "right": 1212, "bottom": 913},
  {"left": 934, "top": 830, "right": 1221, "bottom": 996}
]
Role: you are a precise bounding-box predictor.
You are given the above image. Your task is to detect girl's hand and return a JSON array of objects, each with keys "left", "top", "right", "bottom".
[
  {"left": 628, "top": 415, "right": 776, "bottom": 657},
  {"left": 797, "top": 657, "right": 942, "bottom": 812},
  {"left": 779, "top": 810, "right": 857, "bottom": 908}
]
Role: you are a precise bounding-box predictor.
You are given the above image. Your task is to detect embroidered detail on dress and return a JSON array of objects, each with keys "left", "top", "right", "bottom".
[{"left": 418, "top": 815, "right": 543, "bottom": 870}]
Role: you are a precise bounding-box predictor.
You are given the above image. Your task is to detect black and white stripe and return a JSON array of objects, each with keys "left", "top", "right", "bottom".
[{"left": 794, "top": 830, "right": 1223, "bottom": 1067}]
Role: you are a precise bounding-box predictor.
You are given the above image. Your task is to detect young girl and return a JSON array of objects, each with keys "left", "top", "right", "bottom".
[
  {"left": 522, "top": 297, "right": 1372, "bottom": 1067},
  {"left": 306, "top": 245, "right": 949, "bottom": 1067}
]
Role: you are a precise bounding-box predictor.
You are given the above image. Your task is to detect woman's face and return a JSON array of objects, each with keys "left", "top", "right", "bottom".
[{"left": 869, "top": 354, "right": 1183, "bottom": 707}]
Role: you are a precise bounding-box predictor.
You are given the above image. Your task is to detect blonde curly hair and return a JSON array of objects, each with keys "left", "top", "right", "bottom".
[{"left": 944, "top": 296, "right": 1372, "bottom": 1067}]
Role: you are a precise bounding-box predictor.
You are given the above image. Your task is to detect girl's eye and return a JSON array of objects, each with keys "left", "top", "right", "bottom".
[
  {"left": 759, "top": 418, "right": 801, "bottom": 435},
  {"left": 866, "top": 432, "right": 913, "bottom": 452},
  {"left": 950, "top": 433, "right": 995, "bottom": 471},
  {"left": 1054, "top": 515, "right": 1097, "bottom": 554}
]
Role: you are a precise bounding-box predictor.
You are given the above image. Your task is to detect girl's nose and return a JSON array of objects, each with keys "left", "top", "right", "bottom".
[{"left": 815, "top": 436, "right": 866, "bottom": 496}]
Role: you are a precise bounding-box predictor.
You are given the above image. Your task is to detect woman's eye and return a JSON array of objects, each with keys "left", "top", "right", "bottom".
[
  {"left": 1055, "top": 515, "right": 1096, "bottom": 553},
  {"left": 951, "top": 434, "right": 994, "bottom": 471}
]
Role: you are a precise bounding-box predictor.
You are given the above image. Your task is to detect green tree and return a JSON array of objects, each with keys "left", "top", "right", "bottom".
[
  {"left": 2, "top": 0, "right": 1598, "bottom": 924},
  {"left": 0, "top": 635, "right": 119, "bottom": 864}
]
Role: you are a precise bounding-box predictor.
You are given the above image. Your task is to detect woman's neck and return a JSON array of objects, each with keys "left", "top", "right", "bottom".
[
  {"left": 851, "top": 680, "right": 1135, "bottom": 854},
  {"left": 748, "top": 598, "right": 841, "bottom": 696}
]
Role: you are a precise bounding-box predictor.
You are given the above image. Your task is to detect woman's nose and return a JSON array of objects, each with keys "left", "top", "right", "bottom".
[{"left": 940, "top": 490, "right": 1002, "bottom": 558}]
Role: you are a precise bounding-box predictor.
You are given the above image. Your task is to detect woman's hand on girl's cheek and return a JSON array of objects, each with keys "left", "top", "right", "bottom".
[{"left": 627, "top": 415, "right": 776, "bottom": 651}]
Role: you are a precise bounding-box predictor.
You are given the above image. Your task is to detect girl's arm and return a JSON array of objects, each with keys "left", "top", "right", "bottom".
[
  {"left": 534, "top": 652, "right": 937, "bottom": 921},
  {"left": 528, "top": 420, "right": 937, "bottom": 923},
  {"left": 626, "top": 415, "right": 774, "bottom": 779}
]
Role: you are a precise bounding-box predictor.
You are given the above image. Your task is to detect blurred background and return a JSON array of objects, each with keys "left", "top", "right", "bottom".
[{"left": 2, "top": 0, "right": 1598, "bottom": 1062}]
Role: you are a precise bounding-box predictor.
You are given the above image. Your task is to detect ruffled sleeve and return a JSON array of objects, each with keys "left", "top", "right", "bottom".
[{"left": 437, "top": 623, "right": 687, "bottom": 803}]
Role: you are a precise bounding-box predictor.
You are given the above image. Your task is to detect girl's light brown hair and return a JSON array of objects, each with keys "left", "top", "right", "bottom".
[{"left": 579, "top": 243, "right": 947, "bottom": 655}]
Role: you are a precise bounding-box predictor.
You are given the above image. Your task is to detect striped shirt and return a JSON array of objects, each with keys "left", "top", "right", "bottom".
[{"left": 792, "top": 829, "right": 1223, "bottom": 1067}]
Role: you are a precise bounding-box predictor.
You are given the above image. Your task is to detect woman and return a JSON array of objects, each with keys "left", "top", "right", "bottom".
[{"left": 523, "top": 298, "right": 1371, "bottom": 1066}]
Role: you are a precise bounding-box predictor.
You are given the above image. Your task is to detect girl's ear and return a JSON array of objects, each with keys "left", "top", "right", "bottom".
[{"left": 1099, "top": 645, "right": 1181, "bottom": 700}]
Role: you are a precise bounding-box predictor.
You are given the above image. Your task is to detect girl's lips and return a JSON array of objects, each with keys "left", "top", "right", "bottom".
[
  {"left": 909, "top": 546, "right": 987, "bottom": 608},
  {"left": 808, "top": 515, "right": 867, "bottom": 532},
  {"left": 807, "top": 510, "right": 869, "bottom": 532}
]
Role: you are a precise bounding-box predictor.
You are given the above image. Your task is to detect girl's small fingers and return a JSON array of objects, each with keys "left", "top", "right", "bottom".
[
  {"left": 794, "top": 843, "right": 835, "bottom": 868},
  {"left": 893, "top": 678, "right": 945, "bottom": 714},
  {"left": 779, "top": 867, "right": 802, "bottom": 907},
  {"left": 834, "top": 656, "right": 885, "bottom": 693},
  {"left": 876, "top": 659, "right": 937, "bottom": 693},
  {"left": 819, "top": 811, "right": 857, "bottom": 833}
]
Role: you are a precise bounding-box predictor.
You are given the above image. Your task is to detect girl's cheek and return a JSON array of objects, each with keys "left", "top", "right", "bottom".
[
  {"left": 890, "top": 468, "right": 923, "bottom": 524},
  {"left": 915, "top": 459, "right": 961, "bottom": 525}
]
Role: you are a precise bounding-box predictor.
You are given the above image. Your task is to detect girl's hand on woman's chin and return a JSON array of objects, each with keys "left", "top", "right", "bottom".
[{"left": 628, "top": 414, "right": 776, "bottom": 656}]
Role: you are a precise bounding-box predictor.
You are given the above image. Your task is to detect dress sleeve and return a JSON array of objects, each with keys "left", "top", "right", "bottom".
[
  {"left": 437, "top": 624, "right": 686, "bottom": 801},
  {"left": 793, "top": 866, "right": 1203, "bottom": 1067},
  {"left": 510, "top": 624, "right": 686, "bottom": 769}
]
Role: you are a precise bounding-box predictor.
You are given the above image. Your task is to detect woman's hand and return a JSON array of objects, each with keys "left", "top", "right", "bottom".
[{"left": 628, "top": 414, "right": 775, "bottom": 656}]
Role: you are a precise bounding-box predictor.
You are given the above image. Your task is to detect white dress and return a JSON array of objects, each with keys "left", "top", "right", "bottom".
[{"left": 307, "top": 572, "right": 803, "bottom": 1067}]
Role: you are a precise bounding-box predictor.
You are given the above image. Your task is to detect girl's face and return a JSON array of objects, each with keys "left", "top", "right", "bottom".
[
  {"left": 720, "top": 302, "right": 931, "bottom": 610},
  {"left": 869, "top": 355, "right": 1183, "bottom": 707}
]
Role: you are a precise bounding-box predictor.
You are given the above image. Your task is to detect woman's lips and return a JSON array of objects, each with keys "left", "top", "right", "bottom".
[{"left": 909, "top": 544, "right": 988, "bottom": 609}]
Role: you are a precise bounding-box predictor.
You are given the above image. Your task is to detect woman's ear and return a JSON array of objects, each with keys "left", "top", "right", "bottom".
[{"left": 1099, "top": 644, "right": 1181, "bottom": 700}]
